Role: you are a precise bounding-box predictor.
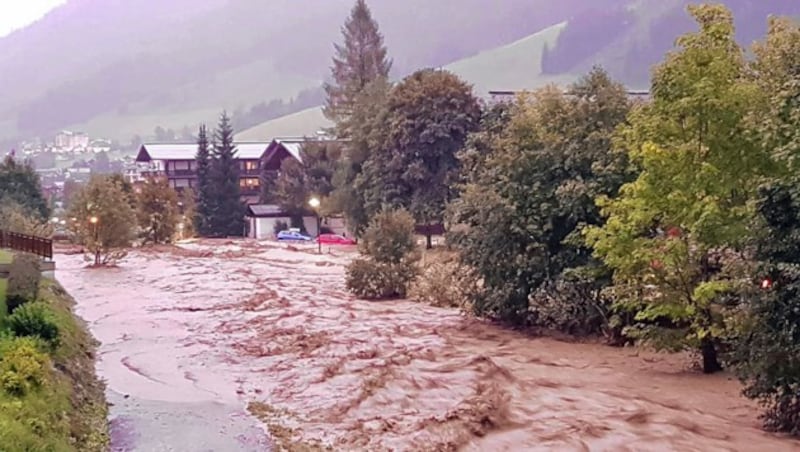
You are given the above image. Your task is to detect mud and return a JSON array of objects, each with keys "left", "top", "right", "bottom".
[{"left": 55, "top": 240, "right": 800, "bottom": 451}]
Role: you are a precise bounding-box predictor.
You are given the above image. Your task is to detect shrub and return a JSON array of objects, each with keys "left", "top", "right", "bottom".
[
  {"left": 345, "top": 209, "right": 420, "bottom": 300},
  {"left": 358, "top": 209, "right": 417, "bottom": 264},
  {"left": 0, "top": 337, "right": 49, "bottom": 397},
  {"left": 273, "top": 220, "right": 289, "bottom": 236},
  {"left": 6, "top": 253, "right": 41, "bottom": 313},
  {"left": 409, "top": 254, "right": 480, "bottom": 310},
  {"left": 346, "top": 258, "right": 418, "bottom": 300},
  {"left": 7, "top": 302, "right": 61, "bottom": 350}
]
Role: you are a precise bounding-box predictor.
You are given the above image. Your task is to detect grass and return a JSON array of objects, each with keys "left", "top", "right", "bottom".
[
  {"left": 0, "top": 279, "right": 109, "bottom": 451},
  {"left": 236, "top": 106, "right": 332, "bottom": 141},
  {"left": 0, "top": 249, "right": 12, "bottom": 264}
]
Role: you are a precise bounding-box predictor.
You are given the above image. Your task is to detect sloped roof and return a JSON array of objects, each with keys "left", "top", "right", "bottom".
[
  {"left": 246, "top": 204, "right": 285, "bottom": 218},
  {"left": 136, "top": 142, "right": 270, "bottom": 161},
  {"left": 273, "top": 138, "right": 305, "bottom": 163}
]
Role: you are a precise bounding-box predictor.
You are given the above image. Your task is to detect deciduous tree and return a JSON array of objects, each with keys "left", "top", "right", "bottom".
[
  {"left": 0, "top": 155, "right": 49, "bottom": 221},
  {"left": 585, "top": 5, "right": 773, "bottom": 373},
  {"left": 67, "top": 175, "right": 136, "bottom": 266},
  {"left": 136, "top": 176, "right": 180, "bottom": 244}
]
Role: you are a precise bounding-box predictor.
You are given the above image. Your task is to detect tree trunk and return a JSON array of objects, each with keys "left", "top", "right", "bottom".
[
  {"left": 426, "top": 233, "right": 432, "bottom": 250},
  {"left": 700, "top": 337, "right": 722, "bottom": 373}
]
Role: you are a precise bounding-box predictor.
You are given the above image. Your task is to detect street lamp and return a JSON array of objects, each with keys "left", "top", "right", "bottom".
[
  {"left": 308, "top": 196, "right": 321, "bottom": 254},
  {"left": 89, "top": 216, "right": 99, "bottom": 265}
]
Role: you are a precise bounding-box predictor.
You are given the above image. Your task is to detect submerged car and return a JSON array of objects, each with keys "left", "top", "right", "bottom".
[
  {"left": 277, "top": 230, "right": 312, "bottom": 241},
  {"left": 317, "top": 233, "right": 357, "bottom": 245}
]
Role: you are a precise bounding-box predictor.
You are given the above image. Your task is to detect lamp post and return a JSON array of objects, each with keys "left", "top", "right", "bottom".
[
  {"left": 308, "top": 196, "right": 321, "bottom": 254},
  {"left": 89, "top": 216, "right": 99, "bottom": 265}
]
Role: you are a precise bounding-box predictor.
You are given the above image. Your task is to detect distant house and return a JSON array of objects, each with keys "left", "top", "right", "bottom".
[
  {"left": 245, "top": 204, "right": 319, "bottom": 239},
  {"left": 135, "top": 142, "right": 277, "bottom": 204}
]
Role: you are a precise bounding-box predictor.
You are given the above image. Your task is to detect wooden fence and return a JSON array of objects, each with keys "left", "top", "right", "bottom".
[{"left": 0, "top": 230, "right": 53, "bottom": 260}]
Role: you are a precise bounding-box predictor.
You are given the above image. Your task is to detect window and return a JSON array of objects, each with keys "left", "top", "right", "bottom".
[
  {"left": 174, "top": 178, "right": 190, "bottom": 188},
  {"left": 239, "top": 177, "right": 260, "bottom": 189},
  {"left": 174, "top": 161, "right": 190, "bottom": 171},
  {"left": 242, "top": 160, "right": 259, "bottom": 171}
]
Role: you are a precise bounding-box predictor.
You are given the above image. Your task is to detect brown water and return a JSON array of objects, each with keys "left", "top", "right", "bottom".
[{"left": 55, "top": 240, "right": 800, "bottom": 451}]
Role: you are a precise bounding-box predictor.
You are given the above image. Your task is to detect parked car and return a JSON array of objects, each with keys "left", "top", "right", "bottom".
[
  {"left": 317, "top": 233, "right": 357, "bottom": 245},
  {"left": 277, "top": 230, "right": 312, "bottom": 241}
]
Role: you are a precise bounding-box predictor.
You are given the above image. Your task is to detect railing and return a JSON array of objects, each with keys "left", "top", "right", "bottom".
[
  {"left": 165, "top": 169, "right": 197, "bottom": 177},
  {"left": 0, "top": 230, "right": 53, "bottom": 260}
]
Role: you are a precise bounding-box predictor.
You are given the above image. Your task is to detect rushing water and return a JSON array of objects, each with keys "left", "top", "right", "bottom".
[{"left": 55, "top": 240, "right": 800, "bottom": 451}]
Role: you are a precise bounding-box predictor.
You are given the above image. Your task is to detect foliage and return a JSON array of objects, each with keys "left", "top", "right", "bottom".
[
  {"left": 332, "top": 77, "right": 392, "bottom": 235},
  {"left": 585, "top": 5, "right": 774, "bottom": 373},
  {"left": 346, "top": 209, "right": 419, "bottom": 300},
  {"left": 136, "top": 176, "right": 180, "bottom": 244},
  {"left": 7, "top": 302, "right": 61, "bottom": 350},
  {"left": 178, "top": 187, "right": 197, "bottom": 239},
  {"left": 0, "top": 155, "right": 50, "bottom": 221},
  {"left": 0, "top": 200, "right": 54, "bottom": 237},
  {"left": 67, "top": 175, "right": 137, "bottom": 266},
  {"left": 0, "top": 281, "right": 109, "bottom": 450},
  {"left": 6, "top": 253, "right": 41, "bottom": 314},
  {"left": 324, "top": 0, "right": 392, "bottom": 139},
  {"left": 357, "top": 209, "right": 417, "bottom": 264},
  {"left": 359, "top": 69, "right": 481, "bottom": 248},
  {"left": 195, "top": 124, "right": 214, "bottom": 237},
  {"left": 408, "top": 252, "right": 480, "bottom": 310},
  {"left": 275, "top": 140, "right": 342, "bottom": 217},
  {"left": 208, "top": 112, "right": 245, "bottom": 237},
  {"left": 345, "top": 259, "right": 418, "bottom": 300},
  {"left": 450, "top": 68, "right": 632, "bottom": 328},
  {"left": 0, "top": 337, "right": 49, "bottom": 397}
]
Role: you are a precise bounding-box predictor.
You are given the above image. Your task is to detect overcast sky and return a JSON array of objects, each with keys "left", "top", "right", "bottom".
[{"left": 0, "top": 0, "right": 65, "bottom": 37}]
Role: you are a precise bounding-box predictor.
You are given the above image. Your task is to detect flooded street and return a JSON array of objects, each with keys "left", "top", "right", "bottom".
[{"left": 56, "top": 241, "right": 800, "bottom": 451}]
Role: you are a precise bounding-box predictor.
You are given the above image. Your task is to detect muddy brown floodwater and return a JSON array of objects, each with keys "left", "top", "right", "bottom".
[{"left": 56, "top": 240, "right": 800, "bottom": 451}]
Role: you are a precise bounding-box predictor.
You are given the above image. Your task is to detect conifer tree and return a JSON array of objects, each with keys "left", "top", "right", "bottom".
[
  {"left": 324, "top": 0, "right": 392, "bottom": 138},
  {"left": 195, "top": 124, "right": 213, "bottom": 236},
  {"left": 209, "top": 112, "right": 244, "bottom": 237}
]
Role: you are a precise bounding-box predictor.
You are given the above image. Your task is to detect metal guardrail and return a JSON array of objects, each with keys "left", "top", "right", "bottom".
[{"left": 0, "top": 230, "right": 53, "bottom": 260}]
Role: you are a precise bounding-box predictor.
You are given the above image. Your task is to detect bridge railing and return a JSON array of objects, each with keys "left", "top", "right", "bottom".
[{"left": 0, "top": 230, "right": 53, "bottom": 260}]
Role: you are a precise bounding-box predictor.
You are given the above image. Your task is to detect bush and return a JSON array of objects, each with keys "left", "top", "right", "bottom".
[
  {"left": 409, "top": 254, "right": 480, "bottom": 309},
  {"left": 358, "top": 209, "right": 417, "bottom": 264},
  {"left": 345, "top": 209, "right": 420, "bottom": 300},
  {"left": 6, "top": 253, "right": 41, "bottom": 313},
  {"left": 7, "top": 302, "right": 61, "bottom": 350},
  {"left": 273, "top": 220, "right": 289, "bottom": 236},
  {"left": 0, "top": 337, "right": 49, "bottom": 397},
  {"left": 346, "top": 258, "right": 418, "bottom": 300}
]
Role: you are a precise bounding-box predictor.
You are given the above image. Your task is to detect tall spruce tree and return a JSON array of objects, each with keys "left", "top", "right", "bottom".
[
  {"left": 195, "top": 124, "right": 213, "bottom": 236},
  {"left": 324, "top": 0, "right": 392, "bottom": 139},
  {"left": 209, "top": 112, "right": 244, "bottom": 237}
]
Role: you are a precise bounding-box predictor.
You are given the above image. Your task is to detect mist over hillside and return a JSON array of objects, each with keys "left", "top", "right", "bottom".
[{"left": 0, "top": 0, "right": 798, "bottom": 144}]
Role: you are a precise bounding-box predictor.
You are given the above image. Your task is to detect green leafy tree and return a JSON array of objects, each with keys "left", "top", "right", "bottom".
[
  {"left": 136, "top": 176, "right": 180, "bottom": 244},
  {"left": 450, "top": 69, "right": 632, "bottom": 330},
  {"left": 734, "top": 183, "right": 800, "bottom": 435},
  {"left": 179, "top": 187, "right": 197, "bottom": 239},
  {"left": 0, "top": 155, "right": 49, "bottom": 221},
  {"left": 332, "top": 76, "right": 391, "bottom": 235},
  {"left": 324, "top": 0, "right": 392, "bottom": 138},
  {"left": 195, "top": 124, "right": 214, "bottom": 236},
  {"left": 67, "top": 175, "right": 136, "bottom": 266},
  {"left": 585, "top": 5, "right": 773, "bottom": 373},
  {"left": 0, "top": 200, "right": 54, "bottom": 237},
  {"left": 208, "top": 112, "right": 244, "bottom": 237},
  {"left": 360, "top": 69, "right": 481, "bottom": 248}
]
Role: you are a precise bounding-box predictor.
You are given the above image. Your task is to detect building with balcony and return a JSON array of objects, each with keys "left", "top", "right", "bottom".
[{"left": 135, "top": 138, "right": 318, "bottom": 205}]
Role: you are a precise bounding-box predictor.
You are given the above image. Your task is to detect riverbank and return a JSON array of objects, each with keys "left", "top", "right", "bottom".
[
  {"left": 54, "top": 240, "right": 800, "bottom": 451},
  {"left": 0, "top": 275, "right": 109, "bottom": 450}
]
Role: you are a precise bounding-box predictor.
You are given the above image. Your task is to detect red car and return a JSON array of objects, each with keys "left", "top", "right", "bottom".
[{"left": 317, "top": 233, "right": 356, "bottom": 245}]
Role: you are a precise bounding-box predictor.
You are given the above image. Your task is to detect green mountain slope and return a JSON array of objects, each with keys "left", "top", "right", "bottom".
[{"left": 236, "top": 107, "right": 331, "bottom": 141}]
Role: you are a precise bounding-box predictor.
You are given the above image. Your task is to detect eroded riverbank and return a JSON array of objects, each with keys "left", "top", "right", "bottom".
[{"left": 56, "top": 240, "right": 800, "bottom": 451}]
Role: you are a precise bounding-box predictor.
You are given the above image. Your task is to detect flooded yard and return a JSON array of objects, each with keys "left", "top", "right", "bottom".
[{"left": 56, "top": 240, "right": 800, "bottom": 451}]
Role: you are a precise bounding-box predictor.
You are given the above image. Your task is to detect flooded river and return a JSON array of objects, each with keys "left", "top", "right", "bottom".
[{"left": 55, "top": 240, "right": 800, "bottom": 451}]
